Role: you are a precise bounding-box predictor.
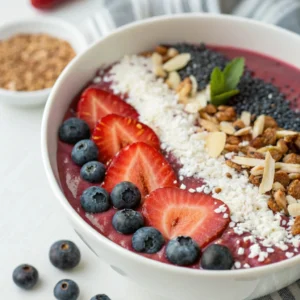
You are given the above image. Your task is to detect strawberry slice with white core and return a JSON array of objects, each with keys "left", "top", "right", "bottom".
[
  {"left": 143, "top": 187, "right": 230, "bottom": 247},
  {"left": 92, "top": 114, "right": 160, "bottom": 163},
  {"left": 102, "top": 142, "right": 178, "bottom": 199},
  {"left": 77, "top": 88, "right": 138, "bottom": 130}
]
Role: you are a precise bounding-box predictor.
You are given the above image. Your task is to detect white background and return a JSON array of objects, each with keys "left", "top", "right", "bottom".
[{"left": 0, "top": 1, "right": 167, "bottom": 299}]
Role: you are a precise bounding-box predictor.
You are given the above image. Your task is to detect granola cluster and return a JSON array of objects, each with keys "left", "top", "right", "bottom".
[{"left": 0, "top": 34, "right": 75, "bottom": 91}]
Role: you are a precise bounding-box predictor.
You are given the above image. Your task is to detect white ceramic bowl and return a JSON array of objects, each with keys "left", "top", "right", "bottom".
[
  {"left": 42, "top": 14, "right": 300, "bottom": 300},
  {"left": 0, "top": 17, "right": 88, "bottom": 107}
]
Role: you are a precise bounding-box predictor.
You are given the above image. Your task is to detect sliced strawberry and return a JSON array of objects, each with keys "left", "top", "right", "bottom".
[
  {"left": 102, "top": 142, "right": 178, "bottom": 199},
  {"left": 92, "top": 114, "right": 160, "bottom": 163},
  {"left": 143, "top": 187, "right": 230, "bottom": 247},
  {"left": 77, "top": 88, "right": 138, "bottom": 130}
]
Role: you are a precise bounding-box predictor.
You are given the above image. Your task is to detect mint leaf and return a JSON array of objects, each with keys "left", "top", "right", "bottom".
[
  {"left": 223, "top": 57, "right": 245, "bottom": 91},
  {"left": 210, "top": 67, "right": 225, "bottom": 98},
  {"left": 211, "top": 89, "right": 240, "bottom": 106}
]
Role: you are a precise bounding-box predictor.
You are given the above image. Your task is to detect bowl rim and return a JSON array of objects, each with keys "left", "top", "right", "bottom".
[
  {"left": 0, "top": 16, "right": 88, "bottom": 97},
  {"left": 42, "top": 12, "right": 300, "bottom": 278}
]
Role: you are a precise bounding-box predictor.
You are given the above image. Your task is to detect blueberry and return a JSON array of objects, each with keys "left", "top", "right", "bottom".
[
  {"left": 80, "top": 161, "right": 106, "bottom": 183},
  {"left": 49, "top": 240, "right": 81, "bottom": 270},
  {"left": 132, "top": 227, "right": 164, "bottom": 254},
  {"left": 91, "top": 295, "right": 111, "bottom": 300},
  {"left": 59, "top": 118, "right": 90, "bottom": 144},
  {"left": 200, "top": 244, "right": 234, "bottom": 270},
  {"left": 71, "top": 139, "right": 98, "bottom": 166},
  {"left": 112, "top": 209, "right": 144, "bottom": 234},
  {"left": 12, "top": 264, "right": 38, "bottom": 290},
  {"left": 54, "top": 279, "right": 79, "bottom": 300},
  {"left": 111, "top": 181, "right": 141, "bottom": 209},
  {"left": 166, "top": 236, "right": 200, "bottom": 266},
  {"left": 80, "top": 186, "right": 110, "bottom": 213}
]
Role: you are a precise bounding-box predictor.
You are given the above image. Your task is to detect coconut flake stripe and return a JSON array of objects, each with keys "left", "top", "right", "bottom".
[{"left": 106, "top": 55, "right": 299, "bottom": 248}]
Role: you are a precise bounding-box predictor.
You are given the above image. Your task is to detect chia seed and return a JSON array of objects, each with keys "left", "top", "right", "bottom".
[{"left": 172, "top": 43, "right": 300, "bottom": 131}]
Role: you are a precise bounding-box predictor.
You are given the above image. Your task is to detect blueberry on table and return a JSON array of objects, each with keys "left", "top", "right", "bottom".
[
  {"left": 132, "top": 227, "right": 164, "bottom": 254},
  {"left": 12, "top": 264, "right": 38, "bottom": 290},
  {"left": 49, "top": 240, "right": 81, "bottom": 270},
  {"left": 59, "top": 118, "right": 90, "bottom": 144},
  {"left": 71, "top": 139, "right": 98, "bottom": 166},
  {"left": 80, "top": 186, "right": 110, "bottom": 213},
  {"left": 200, "top": 244, "right": 234, "bottom": 270},
  {"left": 112, "top": 209, "right": 144, "bottom": 234},
  {"left": 80, "top": 161, "right": 106, "bottom": 183},
  {"left": 111, "top": 181, "right": 141, "bottom": 209},
  {"left": 54, "top": 279, "right": 79, "bottom": 300},
  {"left": 166, "top": 236, "right": 200, "bottom": 266},
  {"left": 91, "top": 294, "right": 111, "bottom": 300}
]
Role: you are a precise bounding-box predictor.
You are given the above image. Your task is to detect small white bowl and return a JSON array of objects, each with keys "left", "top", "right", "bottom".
[{"left": 0, "top": 17, "right": 88, "bottom": 107}]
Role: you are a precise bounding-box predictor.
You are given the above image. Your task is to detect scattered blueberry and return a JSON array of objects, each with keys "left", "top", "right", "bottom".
[
  {"left": 200, "top": 244, "right": 234, "bottom": 270},
  {"left": 80, "top": 186, "right": 110, "bottom": 213},
  {"left": 49, "top": 240, "right": 81, "bottom": 270},
  {"left": 91, "top": 294, "right": 111, "bottom": 300},
  {"left": 111, "top": 181, "right": 141, "bottom": 209},
  {"left": 112, "top": 209, "right": 144, "bottom": 234},
  {"left": 71, "top": 139, "right": 98, "bottom": 166},
  {"left": 59, "top": 118, "right": 90, "bottom": 144},
  {"left": 80, "top": 161, "right": 106, "bottom": 183},
  {"left": 54, "top": 279, "right": 80, "bottom": 300},
  {"left": 132, "top": 227, "right": 164, "bottom": 254},
  {"left": 166, "top": 236, "right": 200, "bottom": 266},
  {"left": 12, "top": 264, "right": 38, "bottom": 290}
]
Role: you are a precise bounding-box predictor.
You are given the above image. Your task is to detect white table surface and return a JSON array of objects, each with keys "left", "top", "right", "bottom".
[{"left": 0, "top": 1, "right": 168, "bottom": 299}]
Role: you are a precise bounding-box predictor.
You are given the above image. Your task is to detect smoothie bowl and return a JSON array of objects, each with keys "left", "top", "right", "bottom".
[{"left": 42, "top": 14, "right": 300, "bottom": 300}]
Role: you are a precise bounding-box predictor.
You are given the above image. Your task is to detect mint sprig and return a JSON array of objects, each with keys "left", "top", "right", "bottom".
[{"left": 210, "top": 57, "right": 245, "bottom": 106}]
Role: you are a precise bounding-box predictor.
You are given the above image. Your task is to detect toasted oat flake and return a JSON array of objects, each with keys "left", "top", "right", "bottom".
[
  {"left": 241, "top": 111, "right": 251, "bottom": 126},
  {"left": 259, "top": 152, "right": 275, "bottom": 194},
  {"left": 252, "top": 115, "right": 265, "bottom": 138},
  {"left": 220, "top": 122, "right": 235, "bottom": 135},
  {"left": 206, "top": 132, "right": 226, "bottom": 158},
  {"left": 250, "top": 165, "right": 264, "bottom": 176},
  {"left": 163, "top": 53, "right": 191, "bottom": 72}
]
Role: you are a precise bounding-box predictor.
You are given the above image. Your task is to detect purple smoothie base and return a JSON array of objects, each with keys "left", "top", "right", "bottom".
[{"left": 57, "top": 45, "right": 300, "bottom": 269}]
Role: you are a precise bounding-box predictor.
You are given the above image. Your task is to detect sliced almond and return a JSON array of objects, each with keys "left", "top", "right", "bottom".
[
  {"left": 194, "top": 90, "right": 208, "bottom": 108},
  {"left": 163, "top": 53, "right": 191, "bottom": 72},
  {"left": 241, "top": 111, "right": 251, "bottom": 126},
  {"left": 252, "top": 115, "right": 265, "bottom": 138},
  {"left": 286, "top": 195, "right": 297, "bottom": 205},
  {"left": 153, "top": 65, "right": 167, "bottom": 78},
  {"left": 167, "top": 47, "right": 179, "bottom": 58},
  {"left": 288, "top": 203, "right": 300, "bottom": 217},
  {"left": 234, "top": 126, "right": 252, "bottom": 136},
  {"left": 276, "top": 130, "right": 298, "bottom": 138},
  {"left": 220, "top": 122, "right": 236, "bottom": 135},
  {"left": 289, "top": 173, "right": 300, "bottom": 180},
  {"left": 232, "top": 156, "right": 265, "bottom": 167},
  {"left": 199, "top": 119, "right": 220, "bottom": 132},
  {"left": 165, "top": 71, "right": 181, "bottom": 90},
  {"left": 272, "top": 182, "right": 285, "bottom": 191},
  {"left": 259, "top": 151, "right": 275, "bottom": 194},
  {"left": 276, "top": 163, "right": 300, "bottom": 173},
  {"left": 257, "top": 145, "right": 279, "bottom": 153},
  {"left": 152, "top": 52, "right": 163, "bottom": 65},
  {"left": 250, "top": 165, "right": 264, "bottom": 176},
  {"left": 189, "top": 75, "right": 198, "bottom": 97},
  {"left": 206, "top": 132, "right": 226, "bottom": 158}
]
